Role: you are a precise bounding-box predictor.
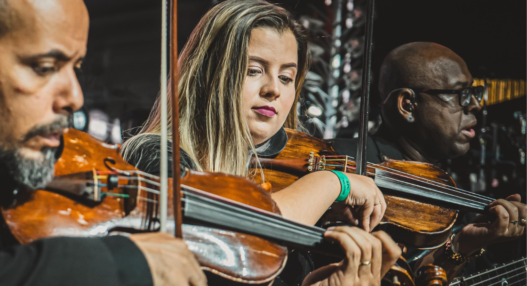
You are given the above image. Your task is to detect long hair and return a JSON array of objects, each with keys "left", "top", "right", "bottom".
[{"left": 122, "top": 0, "right": 309, "bottom": 177}]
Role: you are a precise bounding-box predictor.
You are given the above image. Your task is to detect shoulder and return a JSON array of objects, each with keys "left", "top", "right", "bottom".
[{"left": 121, "top": 134, "right": 195, "bottom": 175}]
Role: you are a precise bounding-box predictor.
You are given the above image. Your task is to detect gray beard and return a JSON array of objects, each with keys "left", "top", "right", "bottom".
[{"left": 0, "top": 147, "right": 56, "bottom": 190}]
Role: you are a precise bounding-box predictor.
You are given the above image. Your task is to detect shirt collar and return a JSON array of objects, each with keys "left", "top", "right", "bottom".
[{"left": 254, "top": 127, "right": 288, "bottom": 157}]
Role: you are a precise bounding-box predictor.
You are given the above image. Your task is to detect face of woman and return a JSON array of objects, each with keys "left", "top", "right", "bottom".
[{"left": 243, "top": 28, "right": 298, "bottom": 145}]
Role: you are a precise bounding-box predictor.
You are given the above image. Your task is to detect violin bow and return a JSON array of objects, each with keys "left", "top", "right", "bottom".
[
  {"left": 159, "top": 0, "right": 182, "bottom": 237},
  {"left": 170, "top": 0, "right": 183, "bottom": 238},
  {"left": 355, "top": 0, "right": 375, "bottom": 176}
]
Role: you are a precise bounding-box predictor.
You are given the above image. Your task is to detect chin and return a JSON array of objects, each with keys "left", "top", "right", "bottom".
[
  {"left": 450, "top": 142, "right": 470, "bottom": 159},
  {"left": 249, "top": 122, "right": 279, "bottom": 144}
]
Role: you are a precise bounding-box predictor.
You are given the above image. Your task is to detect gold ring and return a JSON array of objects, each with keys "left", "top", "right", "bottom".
[
  {"left": 360, "top": 261, "right": 371, "bottom": 266},
  {"left": 511, "top": 221, "right": 518, "bottom": 225},
  {"left": 520, "top": 218, "right": 526, "bottom": 226}
]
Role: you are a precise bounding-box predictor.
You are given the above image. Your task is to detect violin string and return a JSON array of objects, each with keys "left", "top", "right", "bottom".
[
  {"left": 324, "top": 157, "right": 493, "bottom": 205},
  {"left": 324, "top": 156, "right": 494, "bottom": 201},
  {"left": 464, "top": 258, "right": 527, "bottom": 282},
  {"left": 327, "top": 156, "right": 493, "bottom": 201},
  {"left": 486, "top": 272, "right": 526, "bottom": 286},
  {"left": 119, "top": 176, "right": 161, "bottom": 187},
  {"left": 371, "top": 164, "right": 493, "bottom": 203},
  {"left": 324, "top": 156, "right": 492, "bottom": 201}
]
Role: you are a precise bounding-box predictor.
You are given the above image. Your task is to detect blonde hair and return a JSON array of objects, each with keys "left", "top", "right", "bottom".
[{"left": 122, "top": 0, "right": 309, "bottom": 177}]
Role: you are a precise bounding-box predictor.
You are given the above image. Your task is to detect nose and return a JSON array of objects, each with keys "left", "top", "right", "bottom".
[
  {"left": 259, "top": 74, "right": 280, "bottom": 100},
  {"left": 464, "top": 93, "right": 482, "bottom": 114},
  {"left": 52, "top": 66, "right": 84, "bottom": 115}
]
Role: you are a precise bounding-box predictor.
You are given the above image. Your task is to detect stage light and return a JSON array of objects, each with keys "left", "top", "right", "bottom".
[
  {"left": 307, "top": 105, "right": 323, "bottom": 117},
  {"left": 72, "top": 108, "right": 88, "bottom": 131},
  {"left": 88, "top": 109, "right": 109, "bottom": 141},
  {"left": 111, "top": 118, "right": 122, "bottom": 144}
]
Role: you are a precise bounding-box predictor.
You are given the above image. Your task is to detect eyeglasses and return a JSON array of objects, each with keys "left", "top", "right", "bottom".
[{"left": 415, "top": 86, "right": 485, "bottom": 107}]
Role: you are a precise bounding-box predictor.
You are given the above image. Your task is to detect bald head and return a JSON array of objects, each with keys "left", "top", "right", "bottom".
[{"left": 379, "top": 42, "right": 470, "bottom": 101}]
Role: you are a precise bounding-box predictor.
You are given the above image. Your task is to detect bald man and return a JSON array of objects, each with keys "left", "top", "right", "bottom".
[
  {"left": 333, "top": 42, "right": 526, "bottom": 281},
  {"left": 0, "top": 1, "right": 206, "bottom": 285}
]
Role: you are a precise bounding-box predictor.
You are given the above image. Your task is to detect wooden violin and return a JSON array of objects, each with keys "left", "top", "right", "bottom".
[
  {"left": 1, "top": 128, "right": 343, "bottom": 284},
  {"left": 251, "top": 128, "right": 495, "bottom": 250}
]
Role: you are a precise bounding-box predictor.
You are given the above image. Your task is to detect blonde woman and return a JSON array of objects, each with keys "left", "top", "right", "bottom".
[{"left": 122, "top": 1, "right": 400, "bottom": 285}]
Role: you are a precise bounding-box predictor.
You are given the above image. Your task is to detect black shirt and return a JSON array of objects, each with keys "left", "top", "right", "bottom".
[
  {"left": 123, "top": 128, "right": 315, "bottom": 286},
  {"left": 0, "top": 169, "right": 153, "bottom": 286}
]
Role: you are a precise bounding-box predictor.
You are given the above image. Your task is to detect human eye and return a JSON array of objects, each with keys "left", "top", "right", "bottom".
[
  {"left": 279, "top": 75, "right": 294, "bottom": 84},
  {"left": 32, "top": 62, "right": 57, "bottom": 76},
  {"left": 247, "top": 67, "right": 262, "bottom": 77}
]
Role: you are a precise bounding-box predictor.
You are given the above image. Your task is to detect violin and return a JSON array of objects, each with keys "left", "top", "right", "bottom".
[
  {"left": 1, "top": 128, "right": 342, "bottom": 284},
  {"left": 251, "top": 128, "right": 495, "bottom": 250}
]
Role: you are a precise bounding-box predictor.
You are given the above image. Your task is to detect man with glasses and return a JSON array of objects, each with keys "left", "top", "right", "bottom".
[{"left": 333, "top": 42, "right": 525, "bottom": 282}]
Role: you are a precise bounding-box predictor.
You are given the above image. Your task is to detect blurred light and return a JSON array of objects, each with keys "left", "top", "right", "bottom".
[
  {"left": 342, "top": 89, "right": 350, "bottom": 103},
  {"left": 342, "top": 116, "right": 349, "bottom": 128},
  {"left": 347, "top": 0, "right": 354, "bottom": 10},
  {"left": 332, "top": 54, "right": 341, "bottom": 68},
  {"left": 111, "top": 118, "right": 122, "bottom": 144},
  {"left": 346, "top": 18, "right": 353, "bottom": 28},
  {"left": 331, "top": 85, "right": 339, "bottom": 98},
  {"left": 88, "top": 109, "right": 109, "bottom": 141},
  {"left": 332, "top": 99, "right": 338, "bottom": 107},
  {"left": 72, "top": 109, "right": 88, "bottom": 131},
  {"left": 344, "top": 62, "right": 351, "bottom": 73},
  {"left": 335, "top": 39, "right": 341, "bottom": 47},
  {"left": 325, "top": 0, "right": 331, "bottom": 6},
  {"left": 307, "top": 105, "right": 323, "bottom": 117}
]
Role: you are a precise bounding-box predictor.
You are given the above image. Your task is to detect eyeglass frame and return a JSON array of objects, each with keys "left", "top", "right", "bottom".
[{"left": 382, "top": 86, "right": 485, "bottom": 107}]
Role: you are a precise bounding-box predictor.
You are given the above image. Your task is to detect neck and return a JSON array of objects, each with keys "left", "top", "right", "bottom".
[{"left": 378, "top": 124, "right": 435, "bottom": 163}]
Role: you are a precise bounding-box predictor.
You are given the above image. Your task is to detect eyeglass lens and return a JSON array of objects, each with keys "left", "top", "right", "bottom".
[{"left": 460, "top": 86, "right": 484, "bottom": 106}]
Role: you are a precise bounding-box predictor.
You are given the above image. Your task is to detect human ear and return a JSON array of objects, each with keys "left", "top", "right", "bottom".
[{"left": 396, "top": 88, "right": 416, "bottom": 123}]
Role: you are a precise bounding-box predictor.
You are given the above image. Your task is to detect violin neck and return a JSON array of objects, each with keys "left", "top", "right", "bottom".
[
  {"left": 449, "top": 257, "right": 526, "bottom": 286},
  {"left": 181, "top": 186, "right": 342, "bottom": 258}
]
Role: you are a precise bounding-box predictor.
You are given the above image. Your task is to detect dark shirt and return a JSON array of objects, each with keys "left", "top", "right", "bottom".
[
  {"left": 0, "top": 169, "right": 153, "bottom": 285},
  {"left": 123, "top": 128, "right": 314, "bottom": 286}
]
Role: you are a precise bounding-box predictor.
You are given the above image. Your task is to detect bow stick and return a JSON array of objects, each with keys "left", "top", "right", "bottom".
[
  {"left": 170, "top": 0, "right": 183, "bottom": 238},
  {"left": 159, "top": 0, "right": 182, "bottom": 237},
  {"left": 355, "top": 0, "right": 375, "bottom": 175}
]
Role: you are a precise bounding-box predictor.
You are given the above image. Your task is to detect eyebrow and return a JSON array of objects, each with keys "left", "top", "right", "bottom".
[
  {"left": 249, "top": 56, "right": 297, "bottom": 69},
  {"left": 25, "top": 49, "right": 78, "bottom": 62}
]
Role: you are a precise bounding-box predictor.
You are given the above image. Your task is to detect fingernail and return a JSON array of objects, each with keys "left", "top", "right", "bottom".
[{"left": 325, "top": 227, "right": 335, "bottom": 234}]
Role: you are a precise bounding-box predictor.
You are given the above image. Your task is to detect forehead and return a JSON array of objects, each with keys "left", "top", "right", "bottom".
[
  {"left": 424, "top": 56, "right": 472, "bottom": 89},
  {"left": 248, "top": 28, "right": 298, "bottom": 63},
  {"left": 2, "top": 0, "right": 89, "bottom": 56}
]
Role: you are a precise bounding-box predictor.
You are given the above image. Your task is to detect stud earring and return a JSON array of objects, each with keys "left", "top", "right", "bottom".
[{"left": 407, "top": 115, "right": 414, "bottom": 122}]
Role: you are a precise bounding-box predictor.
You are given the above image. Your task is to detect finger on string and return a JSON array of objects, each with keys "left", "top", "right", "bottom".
[
  {"left": 324, "top": 227, "right": 360, "bottom": 273},
  {"left": 489, "top": 205, "right": 510, "bottom": 235},
  {"left": 372, "top": 231, "right": 401, "bottom": 278},
  {"left": 491, "top": 199, "right": 519, "bottom": 224},
  {"left": 340, "top": 227, "right": 375, "bottom": 278},
  {"left": 370, "top": 203, "right": 383, "bottom": 232},
  {"left": 506, "top": 194, "right": 522, "bottom": 202},
  {"left": 361, "top": 200, "right": 374, "bottom": 233},
  {"left": 361, "top": 231, "right": 383, "bottom": 278}
]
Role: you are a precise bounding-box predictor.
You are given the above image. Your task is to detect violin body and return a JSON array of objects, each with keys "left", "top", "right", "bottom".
[
  {"left": 1, "top": 129, "right": 287, "bottom": 284},
  {"left": 252, "top": 128, "right": 458, "bottom": 249}
]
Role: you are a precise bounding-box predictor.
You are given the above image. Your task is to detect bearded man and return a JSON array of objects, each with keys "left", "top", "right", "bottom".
[{"left": 0, "top": 1, "right": 207, "bottom": 285}]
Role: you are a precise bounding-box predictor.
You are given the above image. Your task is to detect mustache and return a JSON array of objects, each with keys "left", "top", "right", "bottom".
[{"left": 23, "top": 116, "right": 69, "bottom": 143}]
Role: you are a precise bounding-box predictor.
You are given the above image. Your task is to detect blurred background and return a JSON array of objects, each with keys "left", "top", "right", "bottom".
[{"left": 78, "top": 0, "right": 525, "bottom": 202}]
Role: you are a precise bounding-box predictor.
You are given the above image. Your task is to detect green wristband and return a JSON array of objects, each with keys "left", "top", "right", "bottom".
[{"left": 330, "top": 170, "right": 350, "bottom": 202}]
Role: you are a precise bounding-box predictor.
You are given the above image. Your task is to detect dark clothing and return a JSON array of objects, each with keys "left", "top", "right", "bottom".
[
  {"left": 0, "top": 174, "right": 153, "bottom": 285},
  {"left": 333, "top": 131, "right": 405, "bottom": 164},
  {"left": 124, "top": 129, "right": 315, "bottom": 286}
]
